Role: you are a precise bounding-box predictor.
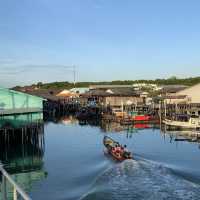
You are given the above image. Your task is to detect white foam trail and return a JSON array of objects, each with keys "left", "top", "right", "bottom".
[{"left": 81, "top": 159, "right": 200, "bottom": 200}]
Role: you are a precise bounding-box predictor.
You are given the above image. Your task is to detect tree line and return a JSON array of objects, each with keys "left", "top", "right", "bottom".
[{"left": 14, "top": 76, "right": 200, "bottom": 90}]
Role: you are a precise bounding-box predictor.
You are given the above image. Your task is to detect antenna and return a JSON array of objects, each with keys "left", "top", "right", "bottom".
[{"left": 73, "top": 65, "right": 76, "bottom": 87}]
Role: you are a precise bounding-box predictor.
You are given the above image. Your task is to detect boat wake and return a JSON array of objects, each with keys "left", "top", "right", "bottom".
[{"left": 80, "top": 159, "right": 200, "bottom": 200}]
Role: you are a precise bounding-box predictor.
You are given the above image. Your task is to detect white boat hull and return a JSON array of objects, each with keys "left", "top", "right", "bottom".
[{"left": 163, "top": 119, "right": 200, "bottom": 129}]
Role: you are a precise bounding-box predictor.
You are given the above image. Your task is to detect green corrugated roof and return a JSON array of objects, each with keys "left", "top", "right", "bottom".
[{"left": 0, "top": 87, "right": 44, "bottom": 100}]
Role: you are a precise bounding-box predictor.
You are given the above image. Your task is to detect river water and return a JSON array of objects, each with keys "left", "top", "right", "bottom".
[{"left": 1, "top": 116, "right": 200, "bottom": 200}]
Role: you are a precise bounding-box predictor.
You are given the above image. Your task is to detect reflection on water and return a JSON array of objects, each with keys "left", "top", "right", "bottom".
[
  {"left": 77, "top": 119, "right": 160, "bottom": 134},
  {"left": 0, "top": 113, "right": 46, "bottom": 200},
  {"left": 161, "top": 124, "right": 200, "bottom": 146},
  {"left": 1, "top": 115, "right": 200, "bottom": 200},
  {"left": 0, "top": 125, "right": 45, "bottom": 173},
  {"left": 0, "top": 113, "right": 43, "bottom": 129}
]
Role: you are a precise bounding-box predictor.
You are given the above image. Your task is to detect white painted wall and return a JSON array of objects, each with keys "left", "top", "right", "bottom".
[{"left": 176, "top": 83, "right": 200, "bottom": 103}]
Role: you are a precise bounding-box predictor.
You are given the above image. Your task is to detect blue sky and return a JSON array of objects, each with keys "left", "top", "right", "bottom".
[{"left": 0, "top": 0, "right": 200, "bottom": 87}]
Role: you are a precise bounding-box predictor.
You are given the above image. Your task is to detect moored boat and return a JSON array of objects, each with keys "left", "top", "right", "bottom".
[
  {"left": 132, "top": 114, "right": 151, "bottom": 121},
  {"left": 129, "top": 111, "right": 154, "bottom": 122},
  {"left": 163, "top": 115, "right": 200, "bottom": 130},
  {"left": 120, "top": 117, "right": 133, "bottom": 125},
  {"left": 103, "top": 136, "right": 133, "bottom": 161},
  {"left": 76, "top": 107, "right": 100, "bottom": 120}
]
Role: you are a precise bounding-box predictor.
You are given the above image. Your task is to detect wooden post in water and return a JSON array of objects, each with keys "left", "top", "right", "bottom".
[
  {"left": 159, "top": 100, "right": 162, "bottom": 128},
  {"left": 164, "top": 99, "right": 167, "bottom": 119},
  {"left": 121, "top": 101, "right": 124, "bottom": 120}
]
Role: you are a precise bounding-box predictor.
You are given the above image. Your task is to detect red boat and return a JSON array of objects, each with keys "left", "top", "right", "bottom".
[
  {"left": 133, "top": 115, "right": 152, "bottom": 121},
  {"left": 103, "top": 136, "right": 133, "bottom": 161}
]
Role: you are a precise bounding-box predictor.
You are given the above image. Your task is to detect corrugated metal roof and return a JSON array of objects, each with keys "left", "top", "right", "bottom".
[
  {"left": 89, "top": 85, "right": 133, "bottom": 89},
  {"left": 0, "top": 87, "right": 44, "bottom": 100},
  {"left": 0, "top": 87, "right": 44, "bottom": 115},
  {"left": 82, "top": 88, "right": 140, "bottom": 97}
]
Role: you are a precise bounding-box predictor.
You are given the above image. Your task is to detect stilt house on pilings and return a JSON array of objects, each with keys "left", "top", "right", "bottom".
[{"left": 81, "top": 85, "right": 145, "bottom": 110}]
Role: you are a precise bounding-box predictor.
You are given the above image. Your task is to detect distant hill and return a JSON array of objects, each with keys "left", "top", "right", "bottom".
[{"left": 13, "top": 76, "right": 200, "bottom": 90}]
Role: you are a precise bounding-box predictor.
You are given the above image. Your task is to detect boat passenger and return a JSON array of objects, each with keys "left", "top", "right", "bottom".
[
  {"left": 123, "top": 145, "right": 128, "bottom": 152},
  {"left": 112, "top": 146, "right": 117, "bottom": 153},
  {"left": 123, "top": 145, "right": 131, "bottom": 158},
  {"left": 116, "top": 145, "right": 122, "bottom": 153},
  {"left": 116, "top": 152, "right": 121, "bottom": 159}
]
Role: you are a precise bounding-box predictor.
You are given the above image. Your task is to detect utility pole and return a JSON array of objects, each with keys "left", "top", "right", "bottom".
[{"left": 73, "top": 65, "right": 76, "bottom": 87}]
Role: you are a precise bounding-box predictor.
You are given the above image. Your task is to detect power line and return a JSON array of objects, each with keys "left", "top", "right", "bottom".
[{"left": 0, "top": 64, "right": 78, "bottom": 84}]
